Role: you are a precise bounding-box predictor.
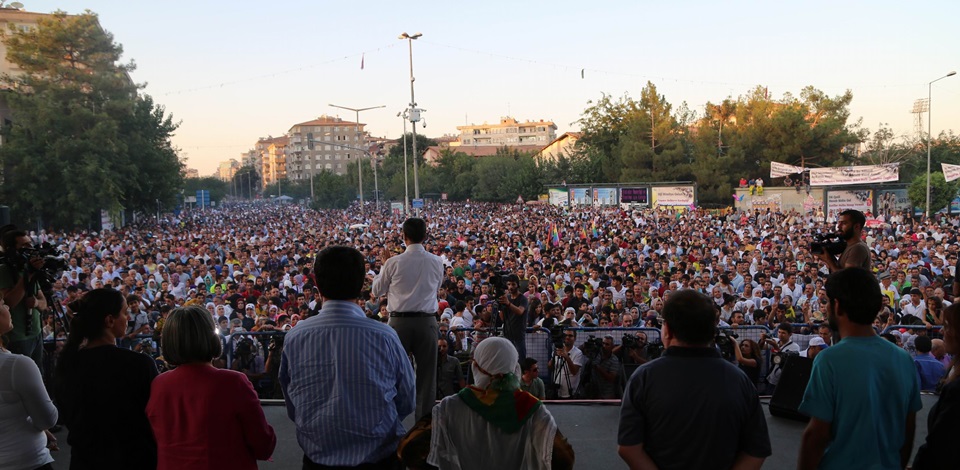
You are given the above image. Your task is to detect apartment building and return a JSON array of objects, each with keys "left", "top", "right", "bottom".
[
  {"left": 254, "top": 136, "right": 288, "bottom": 189},
  {"left": 455, "top": 117, "right": 557, "bottom": 147},
  {"left": 217, "top": 159, "right": 240, "bottom": 181},
  {"left": 286, "top": 115, "right": 367, "bottom": 178}
]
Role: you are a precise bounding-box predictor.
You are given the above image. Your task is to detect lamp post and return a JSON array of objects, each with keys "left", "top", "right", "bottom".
[
  {"left": 399, "top": 32, "right": 423, "bottom": 205},
  {"left": 926, "top": 71, "right": 956, "bottom": 219},
  {"left": 329, "top": 104, "right": 385, "bottom": 210},
  {"left": 398, "top": 110, "right": 410, "bottom": 214}
]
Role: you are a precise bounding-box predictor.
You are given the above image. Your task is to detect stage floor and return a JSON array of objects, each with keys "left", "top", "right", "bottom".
[{"left": 49, "top": 395, "right": 937, "bottom": 469}]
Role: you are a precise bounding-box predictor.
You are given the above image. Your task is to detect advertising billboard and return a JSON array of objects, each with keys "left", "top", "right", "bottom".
[
  {"left": 651, "top": 186, "right": 695, "bottom": 207},
  {"left": 593, "top": 188, "right": 618, "bottom": 206},
  {"left": 620, "top": 187, "right": 648, "bottom": 204}
]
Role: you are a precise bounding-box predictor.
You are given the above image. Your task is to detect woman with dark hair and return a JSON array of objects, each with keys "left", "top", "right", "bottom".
[
  {"left": 147, "top": 306, "right": 275, "bottom": 470},
  {"left": 55, "top": 288, "right": 159, "bottom": 470},
  {"left": 913, "top": 303, "right": 960, "bottom": 469},
  {"left": 732, "top": 338, "right": 762, "bottom": 387},
  {"left": 0, "top": 298, "right": 59, "bottom": 470},
  {"left": 924, "top": 296, "right": 944, "bottom": 328}
]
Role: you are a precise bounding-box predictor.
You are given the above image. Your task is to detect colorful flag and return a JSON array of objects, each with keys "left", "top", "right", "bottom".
[
  {"left": 550, "top": 223, "right": 560, "bottom": 246},
  {"left": 591, "top": 220, "right": 598, "bottom": 238}
]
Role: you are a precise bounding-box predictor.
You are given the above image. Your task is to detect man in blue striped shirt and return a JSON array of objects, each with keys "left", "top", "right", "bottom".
[{"left": 280, "top": 246, "right": 415, "bottom": 469}]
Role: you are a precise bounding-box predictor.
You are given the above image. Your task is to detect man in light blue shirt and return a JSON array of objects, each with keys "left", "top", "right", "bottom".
[
  {"left": 798, "top": 268, "right": 921, "bottom": 470},
  {"left": 281, "top": 246, "right": 415, "bottom": 469}
]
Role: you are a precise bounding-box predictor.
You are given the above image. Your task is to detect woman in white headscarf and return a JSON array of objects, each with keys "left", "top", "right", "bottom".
[{"left": 400, "top": 337, "right": 574, "bottom": 470}]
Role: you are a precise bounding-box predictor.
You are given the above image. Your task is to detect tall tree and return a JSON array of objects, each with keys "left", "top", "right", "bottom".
[{"left": 0, "top": 11, "right": 182, "bottom": 227}]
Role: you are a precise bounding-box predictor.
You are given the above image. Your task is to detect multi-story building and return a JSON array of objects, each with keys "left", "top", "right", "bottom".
[
  {"left": 286, "top": 115, "right": 367, "bottom": 179},
  {"left": 217, "top": 159, "right": 240, "bottom": 181},
  {"left": 538, "top": 132, "right": 582, "bottom": 162},
  {"left": 254, "top": 136, "right": 288, "bottom": 189},
  {"left": 455, "top": 116, "right": 557, "bottom": 147}
]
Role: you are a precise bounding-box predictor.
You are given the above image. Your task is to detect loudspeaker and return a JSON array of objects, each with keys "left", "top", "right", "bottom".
[{"left": 769, "top": 354, "right": 813, "bottom": 422}]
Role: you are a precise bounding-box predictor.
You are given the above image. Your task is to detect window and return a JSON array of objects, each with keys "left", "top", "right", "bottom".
[
  {"left": 325, "top": 145, "right": 331, "bottom": 151},
  {"left": 325, "top": 163, "right": 332, "bottom": 170}
]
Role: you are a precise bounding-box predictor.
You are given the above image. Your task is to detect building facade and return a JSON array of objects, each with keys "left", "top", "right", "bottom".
[
  {"left": 286, "top": 115, "right": 367, "bottom": 179},
  {"left": 217, "top": 159, "right": 240, "bottom": 181},
  {"left": 455, "top": 117, "right": 557, "bottom": 147}
]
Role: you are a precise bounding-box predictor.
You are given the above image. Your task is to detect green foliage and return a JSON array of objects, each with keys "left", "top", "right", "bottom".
[
  {"left": 907, "top": 172, "right": 959, "bottom": 215},
  {"left": 231, "top": 166, "right": 260, "bottom": 199},
  {"left": 183, "top": 177, "right": 228, "bottom": 204},
  {"left": 0, "top": 11, "right": 183, "bottom": 228}
]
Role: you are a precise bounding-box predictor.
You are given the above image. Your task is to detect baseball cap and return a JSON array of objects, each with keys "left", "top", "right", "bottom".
[{"left": 808, "top": 337, "right": 827, "bottom": 348}]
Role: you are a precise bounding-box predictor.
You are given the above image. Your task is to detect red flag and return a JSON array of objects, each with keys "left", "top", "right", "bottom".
[{"left": 361, "top": 53, "right": 364, "bottom": 70}]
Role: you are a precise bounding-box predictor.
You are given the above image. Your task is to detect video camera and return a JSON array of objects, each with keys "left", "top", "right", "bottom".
[
  {"left": 580, "top": 335, "right": 604, "bottom": 357},
  {"left": 715, "top": 328, "right": 739, "bottom": 361},
  {"left": 622, "top": 333, "right": 664, "bottom": 360},
  {"left": 810, "top": 233, "right": 846, "bottom": 256},
  {"left": 0, "top": 242, "right": 68, "bottom": 285},
  {"left": 771, "top": 349, "right": 799, "bottom": 367},
  {"left": 487, "top": 270, "right": 513, "bottom": 299},
  {"left": 549, "top": 324, "right": 566, "bottom": 350}
]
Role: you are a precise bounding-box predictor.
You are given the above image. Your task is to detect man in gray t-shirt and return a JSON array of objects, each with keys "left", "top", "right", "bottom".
[{"left": 819, "top": 210, "right": 871, "bottom": 273}]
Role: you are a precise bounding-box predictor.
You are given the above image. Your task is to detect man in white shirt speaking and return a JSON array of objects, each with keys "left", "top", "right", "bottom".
[{"left": 373, "top": 218, "right": 445, "bottom": 420}]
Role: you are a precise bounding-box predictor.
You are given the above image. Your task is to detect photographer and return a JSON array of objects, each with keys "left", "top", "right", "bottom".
[
  {"left": 498, "top": 273, "right": 528, "bottom": 361},
  {"left": 549, "top": 329, "right": 586, "bottom": 399},
  {"left": 0, "top": 230, "right": 48, "bottom": 370},
  {"left": 589, "top": 335, "right": 621, "bottom": 399},
  {"left": 614, "top": 331, "right": 652, "bottom": 365},
  {"left": 760, "top": 322, "right": 801, "bottom": 389},
  {"left": 232, "top": 337, "right": 266, "bottom": 396},
  {"left": 818, "top": 209, "right": 871, "bottom": 272}
]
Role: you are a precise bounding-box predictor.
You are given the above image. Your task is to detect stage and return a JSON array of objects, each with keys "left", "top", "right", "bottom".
[{"left": 49, "top": 395, "right": 937, "bottom": 469}]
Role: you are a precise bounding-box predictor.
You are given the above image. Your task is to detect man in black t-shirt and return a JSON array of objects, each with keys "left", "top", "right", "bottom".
[
  {"left": 618, "top": 290, "right": 771, "bottom": 470},
  {"left": 498, "top": 274, "right": 528, "bottom": 360}
]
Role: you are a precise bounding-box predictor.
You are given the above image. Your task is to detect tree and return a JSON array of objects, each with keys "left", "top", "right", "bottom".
[
  {"left": 183, "top": 177, "right": 228, "bottom": 205},
  {"left": 231, "top": 166, "right": 260, "bottom": 199},
  {"left": 908, "top": 172, "right": 959, "bottom": 215},
  {"left": 380, "top": 133, "right": 437, "bottom": 200},
  {"left": 0, "top": 11, "right": 183, "bottom": 228}
]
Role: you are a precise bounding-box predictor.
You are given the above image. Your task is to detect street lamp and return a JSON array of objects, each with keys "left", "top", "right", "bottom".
[
  {"left": 399, "top": 32, "right": 423, "bottom": 206},
  {"left": 926, "top": 71, "right": 956, "bottom": 218},
  {"left": 329, "top": 104, "right": 385, "bottom": 209},
  {"left": 398, "top": 110, "right": 410, "bottom": 214}
]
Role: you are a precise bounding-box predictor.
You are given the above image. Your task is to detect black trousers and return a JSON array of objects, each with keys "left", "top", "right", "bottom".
[{"left": 302, "top": 454, "right": 401, "bottom": 470}]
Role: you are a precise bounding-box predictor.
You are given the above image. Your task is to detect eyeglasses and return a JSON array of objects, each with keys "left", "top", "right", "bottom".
[{"left": 564, "top": 334, "right": 575, "bottom": 338}]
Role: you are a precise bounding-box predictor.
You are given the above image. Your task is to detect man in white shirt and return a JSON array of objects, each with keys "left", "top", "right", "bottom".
[
  {"left": 372, "top": 218, "right": 444, "bottom": 420},
  {"left": 550, "top": 329, "right": 587, "bottom": 399},
  {"left": 901, "top": 288, "right": 926, "bottom": 324}
]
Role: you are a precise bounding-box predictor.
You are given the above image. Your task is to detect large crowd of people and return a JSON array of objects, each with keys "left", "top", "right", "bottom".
[{"left": 0, "top": 199, "right": 958, "bottom": 469}]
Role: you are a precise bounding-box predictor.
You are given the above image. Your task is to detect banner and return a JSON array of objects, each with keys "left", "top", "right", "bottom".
[
  {"left": 770, "top": 162, "right": 804, "bottom": 178},
  {"left": 943, "top": 163, "right": 960, "bottom": 182},
  {"left": 875, "top": 189, "right": 911, "bottom": 218},
  {"left": 571, "top": 188, "right": 592, "bottom": 205},
  {"left": 652, "top": 186, "right": 695, "bottom": 207},
  {"left": 593, "top": 188, "right": 617, "bottom": 206},
  {"left": 826, "top": 190, "right": 873, "bottom": 219},
  {"left": 548, "top": 188, "right": 568, "bottom": 206},
  {"left": 749, "top": 194, "right": 782, "bottom": 212},
  {"left": 809, "top": 164, "right": 899, "bottom": 186}
]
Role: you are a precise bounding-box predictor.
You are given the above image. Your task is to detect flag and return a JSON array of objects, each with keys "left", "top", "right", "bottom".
[
  {"left": 591, "top": 220, "right": 598, "bottom": 238},
  {"left": 550, "top": 223, "right": 560, "bottom": 246},
  {"left": 361, "top": 53, "right": 364, "bottom": 70},
  {"left": 581, "top": 226, "right": 588, "bottom": 240}
]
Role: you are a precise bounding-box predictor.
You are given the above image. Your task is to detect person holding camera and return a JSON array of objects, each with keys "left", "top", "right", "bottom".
[
  {"left": 0, "top": 230, "right": 48, "bottom": 371},
  {"left": 549, "top": 329, "right": 586, "bottom": 399},
  {"left": 760, "top": 322, "right": 800, "bottom": 389},
  {"left": 498, "top": 273, "right": 529, "bottom": 362},
  {"left": 618, "top": 289, "right": 771, "bottom": 470},
  {"left": 590, "top": 335, "right": 621, "bottom": 399},
  {"left": 818, "top": 209, "right": 871, "bottom": 273}
]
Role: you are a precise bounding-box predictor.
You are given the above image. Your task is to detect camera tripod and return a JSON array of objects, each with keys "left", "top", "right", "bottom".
[{"left": 550, "top": 346, "right": 576, "bottom": 399}]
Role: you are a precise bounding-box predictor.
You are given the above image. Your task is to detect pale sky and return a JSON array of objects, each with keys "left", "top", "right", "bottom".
[{"left": 24, "top": 0, "right": 960, "bottom": 176}]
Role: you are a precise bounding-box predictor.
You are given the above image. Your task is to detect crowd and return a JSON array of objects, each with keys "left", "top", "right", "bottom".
[{"left": 0, "top": 199, "right": 958, "bottom": 469}]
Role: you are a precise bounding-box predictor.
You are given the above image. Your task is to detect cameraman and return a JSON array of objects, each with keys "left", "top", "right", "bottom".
[
  {"left": 590, "top": 335, "right": 621, "bottom": 399},
  {"left": 614, "top": 331, "right": 651, "bottom": 365},
  {"left": 498, "top": 273, "right": 528, "bottom": 361},
  {"left": 549, "top": 329, "right": 586, "bottom": 399},
  {"left": 0, "top": 230, "right": 48, "bottom": 370},
  {"left": 760, "top": 322, "right": 800, "bottom": 390},
  {"left": 818, "top": 209, "right": 871, "bottom": 272}
]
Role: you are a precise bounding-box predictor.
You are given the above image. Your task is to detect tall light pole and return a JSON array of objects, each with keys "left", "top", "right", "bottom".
[
  {"left": 327, "top": 139, "right": 382, "bottom": 209},
  {"left": 926, "top": 71, "right": 956, "bottom": 219},
  {"left": 329, "top": 104, "right": 385, "bottom": 209},
  {"left": 398, "top": 111, "right": 410, "bottom": 214},
  {"left": 399, "top": 32, "right": 423, "bottom": 203}
]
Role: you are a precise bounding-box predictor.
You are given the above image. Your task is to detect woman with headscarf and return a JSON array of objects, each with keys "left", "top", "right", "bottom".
[{"left": 399, "top": 337, "right": 574, "bottom": 470}]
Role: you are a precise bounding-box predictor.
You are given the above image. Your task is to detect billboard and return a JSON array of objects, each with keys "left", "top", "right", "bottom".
[
  {"left": 875, "top": 189, "right": 911, "bottom": 218},
  {"left": 620, "top": 187, "right": 648, "bottom": 204},
  {"left": 593, "top": 188, "right": 618, "bottom": 206},
  {"left": 548, "top": 188, "right": 569, "bottom": 206},
  {"left": 571, "top": 188, "right": 592, "bottom": 206},
  {"left": 750, "top": 194, "right": 782, "bottom": 212},
  {"left": 826, "top": 189, "right": 873, "bottom": 219},
  {"left": 652, "top": 186, "right": 695, "bottom": 207}
]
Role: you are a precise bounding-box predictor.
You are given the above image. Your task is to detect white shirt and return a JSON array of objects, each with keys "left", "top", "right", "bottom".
[
  {"left": 902, "top": 301, "right": 925, "bottom": 320},
  {"left": 372, "top": 244, "right": 444, "bottom": 313},
  {"left": 553, "top": 346, "right": 587, "bottom": 398},
  {"left": 0, "top": 351, "right": 58, "bottom": 470}
]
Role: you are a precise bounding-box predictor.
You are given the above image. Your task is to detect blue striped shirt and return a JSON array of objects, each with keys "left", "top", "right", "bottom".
[{"left": 279, "top": 300, "right": 415, "bottom": 466}]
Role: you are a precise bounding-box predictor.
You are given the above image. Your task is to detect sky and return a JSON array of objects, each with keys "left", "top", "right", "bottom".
[{"left": 22, "top": 0, "right": 960, "bottom": 176}]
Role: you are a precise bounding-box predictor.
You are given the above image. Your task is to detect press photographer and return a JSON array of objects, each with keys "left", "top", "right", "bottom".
[
  {"left": 0, "top": 229, "right": 48, "bottom": 369},
  {"left": 816, "top": 209, "right": 871, "bottom": 272},
  {"left": 549, "top": 329, "right": 586, "bottom": 399},
  {"left": 586, "top": 335, "right": 620, "bottom": 399}
]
